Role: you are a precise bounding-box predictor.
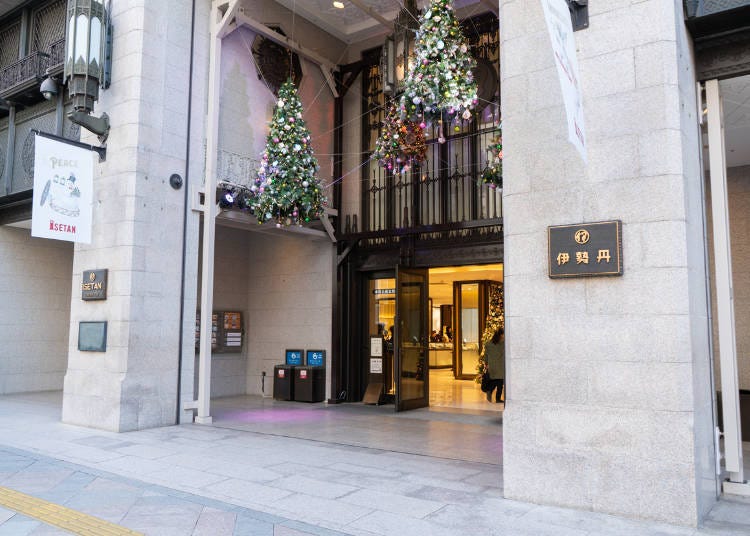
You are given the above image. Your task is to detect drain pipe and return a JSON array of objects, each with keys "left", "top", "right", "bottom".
[{"left": 176, "top": 0, "right": 197, "bottom": 425}]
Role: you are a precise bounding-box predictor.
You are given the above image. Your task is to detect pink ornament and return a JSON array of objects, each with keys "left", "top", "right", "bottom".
[
  {"left": 419, "top": 122, "right": 426, "bottom": 129},
  {"left": 289, "top": 117, "right": 295, "bottom": 123}
]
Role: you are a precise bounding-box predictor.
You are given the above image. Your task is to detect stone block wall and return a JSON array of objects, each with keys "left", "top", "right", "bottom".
[
  {"left": 245, "top": 232, "right": 333, "bottom": 398},
  {"left": 0, "top": 226, "right": 72, "bottom": 394},
  {"left": 500, "top": 0, "right": 714, "bottom": 525}
]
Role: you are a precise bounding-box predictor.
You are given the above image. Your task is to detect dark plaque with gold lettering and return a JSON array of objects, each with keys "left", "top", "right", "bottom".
[
  {"left": 548, "top": 221, "right": 623, "bottom": 278},
  {"left": 81, "top": 269, "right": 108, "bottom": 300}
]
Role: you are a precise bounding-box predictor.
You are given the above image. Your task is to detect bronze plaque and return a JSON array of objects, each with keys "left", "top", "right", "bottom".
[
  {"left": 548, "top": 221, "right": 623, "bottom": 278},
  {"left": 81, "top": 269, "right": 108, "bottom": 300}
]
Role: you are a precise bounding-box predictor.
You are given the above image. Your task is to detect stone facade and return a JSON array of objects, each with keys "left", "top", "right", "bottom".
[
  {"left": 0, "top": 226, "right": 72, "bottom": 394},
  {"left": 61, "top": 0, "right": 201, "bottom": 431},
  {"left": 500, "top": 0, "right": 716, "bottom": 525}
]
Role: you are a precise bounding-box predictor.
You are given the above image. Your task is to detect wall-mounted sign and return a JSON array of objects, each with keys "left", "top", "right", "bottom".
[
  {"left": 370, "top": 358, "right": 383, "bottom": 374},
  {"left": 81, "top": 269, "right": 108, "bottom": 300},
  {"left": 373, "top": 288, "right": 395, "bottom": 295},
  {"left": 370, "top": 337, "right": 383, "bottom": 357},
  {"left": 306, "top": 350, "right": 325, "bottom": 367},
  {"left": 32, "top": 134, "right": 94, "bottom": 243},
  {"left": 285, "top": 349, "right": 303, "bottom": 366},
  {"left": 548, "top": 220, "right": 622, "bottom": 278},
  {"left": 78, "top": 321, "right": 107, "bottom": 352}
]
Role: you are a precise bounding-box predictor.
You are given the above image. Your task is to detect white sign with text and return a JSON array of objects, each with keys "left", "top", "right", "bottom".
[
  {"left": 541, "top": 0, "right": 587, "bottom": 163},
  {"left": 32, "top": 135, "right": 94, "bottom": 243}
]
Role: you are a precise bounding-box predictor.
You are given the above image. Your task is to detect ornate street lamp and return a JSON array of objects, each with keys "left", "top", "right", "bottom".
[
  {"left": 381, "top": 0, "right": 419, "bottom": 96},
  {"left": 64, "top": 0, "right": 111, "bottom": 141}
]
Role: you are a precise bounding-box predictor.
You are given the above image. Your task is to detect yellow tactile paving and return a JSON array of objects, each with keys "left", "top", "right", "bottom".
[{"left": 0, "top": 486, "right": 143, "bottom": 536}]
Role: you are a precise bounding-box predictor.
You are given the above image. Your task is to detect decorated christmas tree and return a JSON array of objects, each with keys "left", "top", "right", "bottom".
[
  {"left": 400, "top": 0, "right": 478, "bottom": 123},
  {"left": 251, "top": 79, "right": 326, "bottom": 226},
  {"left": 372, "top": 100, "right": 427, "bottom": 174}
]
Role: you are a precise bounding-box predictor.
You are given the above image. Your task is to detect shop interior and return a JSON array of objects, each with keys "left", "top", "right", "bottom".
[{"left": 368, "top": 263, "right": 503, "bottom": 412}]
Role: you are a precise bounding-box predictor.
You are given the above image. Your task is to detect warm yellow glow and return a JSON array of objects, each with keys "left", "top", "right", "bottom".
[
  {"left": 430, "top": 264, "right": 503, "bottom": 275},
  {"left": 333, "top": 1, "right": 344, "bottom": 8}
]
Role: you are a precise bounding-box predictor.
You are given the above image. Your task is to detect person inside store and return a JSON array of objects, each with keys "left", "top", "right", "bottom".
[{"left": 484, "top": 326, "right": 505, "bottom": 403}]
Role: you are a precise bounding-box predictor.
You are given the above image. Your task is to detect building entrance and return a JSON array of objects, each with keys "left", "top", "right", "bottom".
[{"left": 364, "top": 263, "right": 503, "bottom": 412}]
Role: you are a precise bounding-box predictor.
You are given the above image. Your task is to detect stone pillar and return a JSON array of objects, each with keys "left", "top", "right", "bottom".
[
  {"left": 62, "top": 0, "right": 203, "bottom": 431},
  {"left": 500, "top": 0, "right": 716, "bottom": 525}
]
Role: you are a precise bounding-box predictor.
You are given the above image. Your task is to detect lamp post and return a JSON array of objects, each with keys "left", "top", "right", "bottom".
[
  {"left": 64, "top": 0, "right": 111, "bottom": 141},
  {"left": 381, "top": 0, "right": 419, "bottom": 97}
]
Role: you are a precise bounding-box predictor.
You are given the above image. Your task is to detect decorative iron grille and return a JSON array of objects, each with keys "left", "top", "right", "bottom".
[
  {"left": 31, "top": 0, "right": 66, "bottom": 54},
  {"left": 360, "top": 13, "right": 501, "bottom": 234},
  {"left": 0, "top": 19, "right": 21, "bottom": 71},
  {"left": 11, "top": 100, "right": 56, "bottom": 194},
  {"left": 0, "top": 51, "right": 49, "bottom": 98}
]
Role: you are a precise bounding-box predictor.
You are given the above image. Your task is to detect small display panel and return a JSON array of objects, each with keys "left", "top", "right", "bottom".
[
  {"left": 78, "top": 321, "right": 107, "bottom": 352},
  {"left": 285, "top": 349, "right": 303, "bottom": 366},
  {"left": 306, "top": 350, "right": 325, "bottom": 367}
]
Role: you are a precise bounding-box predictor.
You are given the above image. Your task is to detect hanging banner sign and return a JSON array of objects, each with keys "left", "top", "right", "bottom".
[
  {"left": 540, "top": 0, "right": 587, "bottom": 163},
  {"left": 31, "top": 134, "right": 94, "bottom": 243}
]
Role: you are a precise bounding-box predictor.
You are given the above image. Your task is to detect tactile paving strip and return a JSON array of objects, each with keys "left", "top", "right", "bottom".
[{"left": 0, "top": 486, "right": 143, "bottom": 535}]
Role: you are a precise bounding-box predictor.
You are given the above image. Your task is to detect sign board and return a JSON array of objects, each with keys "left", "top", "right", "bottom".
[
  {"left": 370, "top": 358, "right": 383, "bottom": 374},
  {"left": 299, "top": 369, "right": 308, "bottom": 379},
  {"left": 370, "top": 337, "right": 383, "bottom": 357},
  {"left": 548, "top": 220, "right": 623, "bottom": 278},
  {"left": 541, "top": 0, "right": 587, "bottom": 163},
  {"left": 78, "top": 321, "right": 107, "bottom": 352},
  {"left": 285, "top": 349, "right": 303, "bottom": 366},
  {"left": 32, "top": 134, "right": 94, "bottom": 243},
  {"left": 306, "top": 350, "right": 325, "bottom": 367},
  {"left": 81, "top": 269, "right": 108, "bottom": 300}
]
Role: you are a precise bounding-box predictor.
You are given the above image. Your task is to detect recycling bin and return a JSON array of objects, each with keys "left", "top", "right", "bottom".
[
  {"left": 273, "top": 364, "right": 295, "bottom": 401},
  {"left": 294, "top": 366, "right": 325, "bottom": 403}
]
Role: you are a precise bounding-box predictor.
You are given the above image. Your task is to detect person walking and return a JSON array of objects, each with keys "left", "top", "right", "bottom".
[{"left": 484, "top": 326, "right": 505, "bottom": 403}]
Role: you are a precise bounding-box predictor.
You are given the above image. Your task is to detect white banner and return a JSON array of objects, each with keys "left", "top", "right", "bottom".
[
  {"left": 31, "top": 135, "right": 94, "bottom": 243},
  {"left": 541, "top": 0, "right": 587, "bottom": 163}
]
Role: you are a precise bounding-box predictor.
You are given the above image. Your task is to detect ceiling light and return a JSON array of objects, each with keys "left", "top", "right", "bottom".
[{"left": 333, "top": 1, "right": 344, "bottom": 8}]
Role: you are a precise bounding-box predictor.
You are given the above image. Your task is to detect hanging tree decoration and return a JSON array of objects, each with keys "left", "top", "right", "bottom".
[
  {"left": 251, "top": 78, "right": 326, "bottom": 226},
  {"left": 481, "top": 129, "right": 503, "bottom": 188},
  {"left": 399, "top": 0, "right": 478, "bottom": 124},
  {"left": 372, "top": 100, "right": 427, "bottom": 174}
]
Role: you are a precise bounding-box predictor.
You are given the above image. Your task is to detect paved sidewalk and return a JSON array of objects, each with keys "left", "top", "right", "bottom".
[{"left": 0, "top": 392, "right": 748, "bottom": 536}]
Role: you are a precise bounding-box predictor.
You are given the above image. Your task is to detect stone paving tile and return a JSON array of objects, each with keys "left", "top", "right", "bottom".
[
  {"left": 0, "top": 514, "right": 42, "bottom": 536},
  {"left": 340, "top": 488, "right": 444, "bottom": 518},
  {"left": 270, "top": 474, "right": 359, "bottom": 499},
  {"left": 192, "top": 507, "right": 236, "bottom": 536}
]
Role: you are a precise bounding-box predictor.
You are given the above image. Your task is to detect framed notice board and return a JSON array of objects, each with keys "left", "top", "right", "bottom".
[{"left": 195, "top": 311, "right": 244, "bottom": 353}]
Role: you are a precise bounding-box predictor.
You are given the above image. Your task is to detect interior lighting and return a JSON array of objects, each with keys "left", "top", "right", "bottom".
[{"left": 333, "top": 1, "right": 345, "bottom": 8}]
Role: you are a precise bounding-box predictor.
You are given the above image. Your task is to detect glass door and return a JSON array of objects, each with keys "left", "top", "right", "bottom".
[{"left": 395, "top": 266, "right": 429, "bottom": 411}]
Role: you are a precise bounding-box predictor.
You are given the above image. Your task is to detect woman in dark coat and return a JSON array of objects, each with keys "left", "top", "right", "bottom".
[{"left": 484, "top": 326, "right": 505, "bottom": 403}]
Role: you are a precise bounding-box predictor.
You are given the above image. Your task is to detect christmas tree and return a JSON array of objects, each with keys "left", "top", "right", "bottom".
[
  {"left": 372, "top": 100, "right": 427, "bottom": 174},
  {"left": 251, "top": 79, "right": 326, "bottom": 226},
  {"left": 476, "top": 283, "right": 504, "bottom": 383},
  {"left": 400, "top": 0, "right": 478, "bottom": 123}
]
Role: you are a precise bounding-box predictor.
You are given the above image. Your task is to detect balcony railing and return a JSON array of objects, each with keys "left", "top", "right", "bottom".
[
  {"left": 685, "top": 0, "right": 750, "bottom": 16},
  {"left": 0, "top": 51, "right": 49, "bottom": 99},
  {"left": 47, "top": 37, "right": 65, "bottom": 72}
]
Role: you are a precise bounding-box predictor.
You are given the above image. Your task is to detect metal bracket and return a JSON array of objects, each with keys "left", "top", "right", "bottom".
[
  {"left": 31, "top": 129, "right": 107, "bottom": 162},
  {"left": 567, "top": 0, "right": 589, "bottom": 31}
]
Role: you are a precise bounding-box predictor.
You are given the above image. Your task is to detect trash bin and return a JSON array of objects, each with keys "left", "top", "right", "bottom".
[
  {"left": 273, "top": 364, "right": 295, "bottom": 401},
  {"left": 294, "top": 366, "right": 325, "bottom": 403}
]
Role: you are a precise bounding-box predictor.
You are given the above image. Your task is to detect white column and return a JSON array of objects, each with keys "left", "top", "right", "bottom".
[
  {"left": 706, "top": 79, "right": 745, "bottom": 486},
  {"left": 196, "top": 1, "right": 224, "bottom": 425}
]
